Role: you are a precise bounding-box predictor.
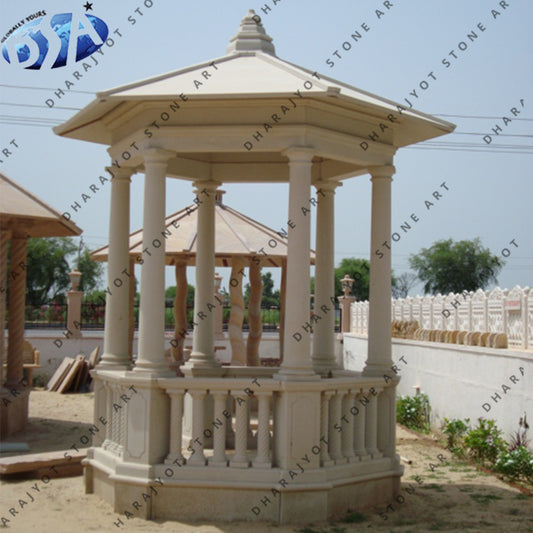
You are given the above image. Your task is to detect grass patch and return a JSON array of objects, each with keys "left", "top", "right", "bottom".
[
  {"left": 340, "top": 510, "right": 366, "bottom": 524},
  {"left": 421, "top": 484, "right": 445, "bottom": 492},
  {"left": 469, "top": 493, "right": 503, "bottom": 505}
]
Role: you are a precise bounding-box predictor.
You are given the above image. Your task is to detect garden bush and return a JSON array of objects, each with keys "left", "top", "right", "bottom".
[{"left": 396, "top": 393, "right": 431, "bottom": 433}]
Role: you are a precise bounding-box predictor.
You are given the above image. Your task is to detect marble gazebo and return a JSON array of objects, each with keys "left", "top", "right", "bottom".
[{"left": 54, "top": 10, "right": 455, "bottom": 524}]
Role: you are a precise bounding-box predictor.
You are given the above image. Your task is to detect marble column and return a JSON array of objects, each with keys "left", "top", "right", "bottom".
[
  {"left": 278, "top": 147, "right": 316, "bottom": 380},
  {"left": 134, "top": 148, "right": 174, "bottom": 375},
  {"left": 183, "top": 180, "right": 221, "bottom": 374},
  {"left": 364, "top": 165, "right": 395, "bottom": 376},
  {"left": 99, "top": 167, "right": 133, "bottom": 369},
  {"left": 312, "top": 181, "right": 339, "bottom": 374},
  {"left": 6, "top": 236, "right": 27, "bottom": 386}
]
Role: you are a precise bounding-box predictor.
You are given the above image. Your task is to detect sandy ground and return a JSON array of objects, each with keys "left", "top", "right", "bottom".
[{"left": 0, "top": 390, "right": 532, "bottom": 533}]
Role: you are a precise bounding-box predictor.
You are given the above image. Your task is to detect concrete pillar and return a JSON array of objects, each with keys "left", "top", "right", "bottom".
[
  {"left": 172, "top": 261, "right": 188, "bottom": 365},
  {"left": 66, "top": 269, "right": 82, "bottom": 338},
  {"left": 183, "top": 180, "right": 221, "bottom": 375},
  {"left": 278, "top": 147, "right": 316, "bottom": 380},
  {"left": 6, "top": 236, "right": 27, "bottom": 386},
  {"left": 246, "top": 261, "right": 262, "bottom": 366},
  {"left": 312, "top": 182, "right": 339, "bottom": 374},
  {"left": 99, "top": 167, "right": 133, "bottom": 370},
  {"left": 134, "top": 148, "right": 174, "bottom": 375},
  {"left": 279, "top": 258, "right": 286, "bottom": 363},
  {"left": 364, "top": 165, "right": 395, "bottom": 376},
  {"left": 338, "top": 295, "right": 355, "bottom": 333},
  {"left": 0, "top": 230, "right": 9, "bottom": 387}
]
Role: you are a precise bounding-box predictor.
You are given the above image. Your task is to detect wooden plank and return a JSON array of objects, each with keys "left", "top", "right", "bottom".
[
  {"left": 76, "top": 361, "right": 89, "bottom": 392},
  {"left": 87, "top": 346, "right": 100, "bottom": 370},
  {"left": 0, "top": 449, "right": 86, "bottom": 476},
  {"left": 46, "top": 357, "right": 74, "bottom": 391},
  {"left": 72, "top": 357, "right": 87, "bottom": 392},
  {"left": 57, "top": 356, "right": 85, "bottom": 394}
]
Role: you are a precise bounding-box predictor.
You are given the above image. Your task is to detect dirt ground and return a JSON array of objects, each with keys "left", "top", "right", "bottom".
[{"left": 0, "top": 390, "right": 531, "bottom": 533}]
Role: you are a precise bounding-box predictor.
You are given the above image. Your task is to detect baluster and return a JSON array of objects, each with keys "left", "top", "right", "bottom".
[
  {"left": 365, "top": 388, "right": 382, "bottom": 458},
  {"left": 166, "top": 390, "right": 185, "bottom": 465},
  {"left": 353, "top": 390, "right": 369, "bottom": 460},
  {"left": 320, "top": 391, "right": 334, "bottom": 466},
  {"left": 209, "top": 391, "right": 228, "bottom": 467},
  {"left": 230, "top": 391, "right": 249, "bottom": 467},
  {"left": 328, "top": 391, "right": 343, "bottom": 463},
  {"left": 342, "top": 390, "right": 356, "bottom": 462},
  {"left": 253, "top": 392, "right": 271, "bottom": 468},
  {"left": 188, "top": 390, "right": 207, "bottom": 466}
]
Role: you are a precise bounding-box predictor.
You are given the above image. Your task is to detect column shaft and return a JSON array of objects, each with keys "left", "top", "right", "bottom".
[
  {"left": 364, "top": 166, "right": 395, "bottom": 375},
  {"left": 6, "top": 237, "right": 27, "bottom": 386},
  {"left": 184, "top": 181, "right": 221, "bottom": 373},
  {"left": 100, "top": 167, "right": 132, "bottom": 369},
  {"left": 228, "top": 258, "right": 245, "bottom": 365},
  {"left": 135, "top": 149, "right": 173, "bottom": 374},
  {"left": 246, "top": 262, "right": 262, "bottom": 366},
  {"left": 312, "top": 183, "right": 337, "bottom": 373},
  {"left": 172, "top": 261, "right": 188, "bottom": 364},
  {"left": 279, "top": 148, "right": 315, "bottom": 379}
]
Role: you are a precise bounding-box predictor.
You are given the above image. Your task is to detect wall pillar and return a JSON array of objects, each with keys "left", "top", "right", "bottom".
[
  {"left": 6, "top": 236, "right": 27, "bottom": 386},
  {"left": 134, "top": 149, "right": 174, "bottom": 375},
  {"left": 312, "top": 181, "right": 339, "bottom": 374},
  {"left": 99, "top": 167, "right": 133, "bottom": 369},
  {"left": 364, "top": 165, "right": 395, "bottom": 376},
  {"left": 183, "top": 181, "right": 222, "bottom": 375},
  {"left": 278, "top": 147, "right": 316, "bottom": 380},
  {"left": 66, "top": 269, "right": 83, "bottom": 339}
]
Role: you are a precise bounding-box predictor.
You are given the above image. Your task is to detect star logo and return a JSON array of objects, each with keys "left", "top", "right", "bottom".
[{"left": 83, "top": 2, "right": 93, "bottom": 11}]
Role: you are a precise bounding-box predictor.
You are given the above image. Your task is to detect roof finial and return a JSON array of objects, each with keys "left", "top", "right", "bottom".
[{"left": 226, "top": 10, "right": 276, "bottom": 56}]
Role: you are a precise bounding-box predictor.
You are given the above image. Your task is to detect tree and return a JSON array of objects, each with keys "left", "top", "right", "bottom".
[
  {"left": 77, "top": 248, "right": 104, "bottom": 293},
  {"left": 23, "top": 237, "right": 77, "bottom": 306},
  {"left": 244, "top": 272, "right": 280, "bottom": 307},
  {"left": 391, "top": 272, "right": 418, "bottom": 299},
  {"left": 408, "top": 238, "right": 503, "bottom": 295}
]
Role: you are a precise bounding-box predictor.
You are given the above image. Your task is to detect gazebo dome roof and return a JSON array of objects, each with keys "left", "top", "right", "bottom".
[
  {"left": 90, "top": 191, "right": 315, "bottom": 267},
  {"left": 54, "top": 10, "right": 455, "bottom": 184}
]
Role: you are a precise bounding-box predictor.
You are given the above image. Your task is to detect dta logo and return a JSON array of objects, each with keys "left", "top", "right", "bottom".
[{"left": 2, "top": 11, "right": 109, "bottom": 70}]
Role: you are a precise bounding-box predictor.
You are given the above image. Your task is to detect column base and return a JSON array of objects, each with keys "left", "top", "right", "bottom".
[
  {"left": 312, "top": 358, "right": 340, "bottom": 376},
  {"left": 362, "top": 362, "right": 393, "bottom": 377},
  {"left": 97, "top": 353, "right": 132, "bottom": 371},
  {"left": 181, "top": 355, "right": 222, "bottom": 377},
  {"left": 275, "top": 367, "right": 321, "bottom": 382},
  {"left": 133, "top": 361, "right": 174, "bottom": 377}
]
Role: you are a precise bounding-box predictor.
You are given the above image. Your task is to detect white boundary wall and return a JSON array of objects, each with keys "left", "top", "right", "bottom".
[
  {"left": 351, "top": 286, "right": 533, "bottom": 350},
  {"left": 343, "top": 333, "right": 533, "bottom": 446}
]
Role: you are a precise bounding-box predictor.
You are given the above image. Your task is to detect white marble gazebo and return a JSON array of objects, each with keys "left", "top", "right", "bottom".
[{"left": 54, "top": 11, "right": 455, "bottom": 524}]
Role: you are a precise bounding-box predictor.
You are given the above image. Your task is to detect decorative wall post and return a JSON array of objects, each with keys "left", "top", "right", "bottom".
[
  {"left": 338, "top": 274, "right": 356, "bottom": 334},
  {"left": 66, "top": 269, "right": 83, "bottom": 339}
]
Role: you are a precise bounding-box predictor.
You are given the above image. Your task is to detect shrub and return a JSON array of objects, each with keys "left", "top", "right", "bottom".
[
  {"left": 442, "top": 417, "right": 470, "bottom": 454},
  {"left": 494, "top": 446, "right": 533, "bottom": 483},
  {"left": 463, "top": 418, "right": 507, "bottom": 466},
  {"left": 396, "top": 393, "right": 431, "bottom": 433}
]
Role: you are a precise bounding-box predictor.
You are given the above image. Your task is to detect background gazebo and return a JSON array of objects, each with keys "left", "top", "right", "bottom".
[
  {"left": 90, "top": 190, "right": 316, "bottom": 365},
  {"left": 0, "top": 173, "right": 82, "bottom": 437}
]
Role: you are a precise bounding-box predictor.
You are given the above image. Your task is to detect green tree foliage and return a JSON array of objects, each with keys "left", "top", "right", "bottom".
[
  {"left": 409, "top": 238, "right": 503, "bottom": 295},
  {"left": 24, "top": 237, "right": 77, "bottom": 306},
  {"left": 244, "top": 271, "right": 280, "bottom": 307},
  {"left": 78, "top": 248, "right": 104, "bottom": 293}
]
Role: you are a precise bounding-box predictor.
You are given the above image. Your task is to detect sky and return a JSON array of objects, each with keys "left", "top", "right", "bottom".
[{"left": 1, "top": 0, "right": 532, "bottom": 297}]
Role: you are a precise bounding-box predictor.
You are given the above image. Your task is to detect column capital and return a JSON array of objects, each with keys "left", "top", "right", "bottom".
[
  {"left": 368, "top": 165, "right": 395, "bottom": 180},
  {"left": 192, "top": 180, "right": 221, "bottom": 195},
  {"left": 315, "top": 180, "right": 341, "bottom": 195},
  {"left": 283, "top": 146, "right": 315, "bottom": 163},
  {"left": 106, "top": 167, "right": 134, "bottom": 182},
  {"left": 142, "top": 147, "right": 175, "bottom": 166}
]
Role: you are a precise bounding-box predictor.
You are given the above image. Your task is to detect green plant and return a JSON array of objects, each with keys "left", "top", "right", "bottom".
[
  {"left": 509, "top": 414, "right": 530, "bottom": 451},
  {"left": 396, "top": 393, "right": 431, "bottom": 433},
  {"left": 463, "top": 418, "right": 507, "bottom": 466},
  {"left": 341, "top": 510, "right": 366, "bottom": 523},
  {"left": 494, "top": 446, "right": 533, "bottom": 483},
  {"left": 441, "top": 417, "right": 470, "bottom": 453}
]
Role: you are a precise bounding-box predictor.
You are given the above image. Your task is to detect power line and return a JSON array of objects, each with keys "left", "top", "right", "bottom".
[
  {"left": 0, "top": 83, "right": 94, "bottom": 94},
  {"left": 433, "top": 113, "right": 533, "bottom": 122},
  {"left": 0, "top": 101, "right": 83, "bottom": 111}
]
